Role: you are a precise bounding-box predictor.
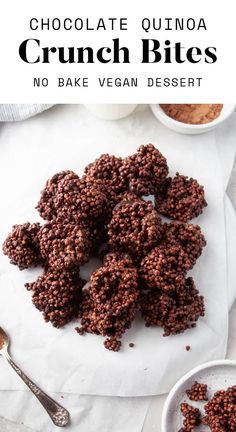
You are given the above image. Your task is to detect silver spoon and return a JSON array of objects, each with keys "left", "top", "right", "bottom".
[{"left": 0, "top": 326, "right": 69, "bottom": 427}]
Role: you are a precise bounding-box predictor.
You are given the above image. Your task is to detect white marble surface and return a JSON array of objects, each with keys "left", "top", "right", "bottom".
[{"left": 0, "top": 106, "right": 235, "bottom": 432}]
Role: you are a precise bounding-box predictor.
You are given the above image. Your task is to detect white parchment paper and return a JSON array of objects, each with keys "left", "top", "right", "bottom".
[{"left": 0, "top": 105, "right": 235, "bottom": 397}]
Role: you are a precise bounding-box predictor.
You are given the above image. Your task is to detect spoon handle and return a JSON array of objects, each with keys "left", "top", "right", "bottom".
[{"left": 4, "top": 352, "right": 69, "bottom": 427}]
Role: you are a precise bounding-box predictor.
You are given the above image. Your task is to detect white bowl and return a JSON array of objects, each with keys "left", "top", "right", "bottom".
[
  {"left": 150, "top": 104, "right": 235, "bottom": 135},
  {"left": 161, "top": 359, "right": 236, "bottom": 432},
  {"left": 84, "top": 104, "right": 137, "bottom": 120}
]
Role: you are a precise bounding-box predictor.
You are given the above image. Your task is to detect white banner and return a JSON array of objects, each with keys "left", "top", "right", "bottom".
[{"left": 0, "top": 0, "right": 235, "bottom": 102}]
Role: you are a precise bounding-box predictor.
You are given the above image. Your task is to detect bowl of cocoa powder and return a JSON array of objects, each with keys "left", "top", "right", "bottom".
[{"left": 151, "top": 104, "right": 235, "bottom": 134}]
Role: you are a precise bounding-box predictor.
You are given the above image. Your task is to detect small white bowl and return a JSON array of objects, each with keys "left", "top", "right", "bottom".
[
  {"left": 161, "top": 359, "right": 236, "bottom": 432},
  {"left": 84, "top": 104, "right": 137, "bottom": 120},
  {"left": 151, "top": 104, "right": 235, "bottom": 135}
]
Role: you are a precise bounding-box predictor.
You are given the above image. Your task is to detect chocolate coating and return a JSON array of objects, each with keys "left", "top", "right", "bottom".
[
  {"left": 164, "top": 221, "right": 206, "bottom": 269},
  {"left": 140, "top": 244, "right": 191, "bottom": 292},
  {"left": 84, "top": 153, "right": 128, "bottom": 214},
  {"left": 76, "top": 257, "right": 139, "bottom": 350},
  {"left": 89, "top": 260, "right": 139, "bottom": 315},
  {"left": 2, "top": 223, "right": 42, "bottom": 270},
  {"left": 108, "top": 200, "right": 163, "bottom": 261},
  {"left": 203, "top": 386, "right": 236, "bottom": 431},
  {"left": 140, "top": 277, "right": 205, "bottom": 336},
  {"left": 38, "top": 221, "right": 91, "bottom": 270},
  {"left": 55, "top": 174, "right": 108, "bottom": 224},
  {"left": 186, "top": 381, "right": 208, "bottom": 401},
  {"left": 180, "top": 402, "right": 201, "bottom": 431},
  {"left": 37, "top": 170, "right": 77, "bottom": 221},
  {"left": 155, "top": 172, "right": 207, "bottom": 222},
  {"left": 120, "top": 144, "right": 168, "bottom": 196},
  {"left": 26, "top": 268, "right": 85, "bottom": 327}
]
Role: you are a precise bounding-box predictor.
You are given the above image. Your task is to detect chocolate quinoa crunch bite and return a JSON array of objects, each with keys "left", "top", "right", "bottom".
[
  {"left": 108, "top": 199, "right": 163, "bottom": 262},
  {"left": 84, "top": 154, "right": 127, "bottom": 195},
  {"left": 164, "top": 222, "right": 206, "bottom": 269},
  {"left": 84, "top": 154, "right": 128, "bottom": 212},
  {"left": 155, "top": 172, "right": 207, "bottom": 222},
  {"left": 2, "top": 223, "right": 42, "bottom": 270},
  {"left": 202, "top": 386, "right": 236, "bottom": 431},
  {"left": 140, "top": 277, "right": 205, "bottom": 336},
  {"left": 180, "top": 402, "right": 201, "bottom": 431},
  {"left": 3, "top": 144, "right": 208, "bottom": 351},
  {"left": 140, "top": 290, "right": 175, "bottom": 328},
  {"left": 77, "top": 289, "right": 138, "bottom": 352},
  {"left": 26, "top": 268, "right": 85, "bottom": 327},
  {"left": 186, "top": 381, "right": 208, "bottom": 401},
  {"left": 37, "top": 170, "right": 78, "bottom": 221},
  {"left": 120, "top": 144, "right": 168, "bottom": 196},
  {"left": 178, "top": 384, "right": 236, "bottom": 432},
  {"left": 38, "top": 221, "right": 91, "bottom": 270},
  {"left": 55, "top": 174, "right": 108, "bottom": 224},
  {"left": 89, "top": 260, "right": 139, "bottom": 314},
  {"left": 140, "top": 244, "right": 191, "bottom": 292},
  {"left": 76, "top": 255, "right": 140, "bottom": 350}
]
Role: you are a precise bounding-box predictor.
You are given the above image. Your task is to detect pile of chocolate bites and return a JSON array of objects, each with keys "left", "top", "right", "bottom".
[
  {"left": 179, "top": 382, "right": 236, "bottom": 431},
  {"left": 3, "top": 144, "right": 207, "bottom": 351}
]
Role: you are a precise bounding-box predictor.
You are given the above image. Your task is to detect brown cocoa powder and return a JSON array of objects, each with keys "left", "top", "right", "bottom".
[{"left": 160, "top": 104, "right": 223, "bottom": 125}]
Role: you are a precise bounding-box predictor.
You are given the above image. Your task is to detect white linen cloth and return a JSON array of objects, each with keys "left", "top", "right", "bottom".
[
  {"left": 0, "top": 105, "right": 235, "bottom": 432},
  {"left": 0, "top": 105, "right": 53, "bottom": 121}
]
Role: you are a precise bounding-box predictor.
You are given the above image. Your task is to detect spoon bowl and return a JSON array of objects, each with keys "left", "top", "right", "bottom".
[{"left": 0, "top": 326, "right": 9, "bottom": 351}]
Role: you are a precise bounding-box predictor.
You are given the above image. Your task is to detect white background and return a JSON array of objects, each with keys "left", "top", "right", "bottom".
[{"left": 0, "top": 0, "right": 235, "bottom": 102}]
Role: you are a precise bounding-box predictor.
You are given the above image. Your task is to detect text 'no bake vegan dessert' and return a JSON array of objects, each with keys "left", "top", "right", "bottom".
[{"left": 2, "top": 144, "right": 207, "bottom": 351}]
